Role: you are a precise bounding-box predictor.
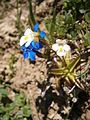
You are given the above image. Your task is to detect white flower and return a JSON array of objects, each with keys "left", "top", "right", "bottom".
[
  {"left": 56, "top": 39, "right": 67, "bottom": 45},
  {"left": 63, "top": 44, "right": 70, "bottom": 52},
  {"left": 57, "top": 45, "right": 66, "bottom": 57},
  {"left": 52, "top": 43, "right": 59, "bottom": 51},
  {"left": 20, "top": 28, "right": 34, "bottom": 47},
  {"left": 24, "top": 28, "right": 33, "bottom": 36},
  {"left": 52, "top": 40, "right": 71, "bottom": 57}
]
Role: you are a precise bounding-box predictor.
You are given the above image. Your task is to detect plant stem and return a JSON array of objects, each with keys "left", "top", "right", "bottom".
[{"left": 28, "top": 0, "right": 36, "bottom": 28}]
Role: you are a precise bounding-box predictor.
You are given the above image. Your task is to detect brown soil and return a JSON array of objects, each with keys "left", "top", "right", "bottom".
[{"left": 0, "top": 0, "right": 90, "bottom": 120}]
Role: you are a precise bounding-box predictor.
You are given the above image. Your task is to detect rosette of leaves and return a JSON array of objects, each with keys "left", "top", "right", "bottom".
[{"left": 49, "top": 54, "right": 84, "bottom": 89}]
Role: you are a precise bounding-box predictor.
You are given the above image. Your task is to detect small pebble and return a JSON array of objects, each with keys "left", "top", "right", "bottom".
[{"left": 72, "top": 97, "right": 77, "bottom": 103}]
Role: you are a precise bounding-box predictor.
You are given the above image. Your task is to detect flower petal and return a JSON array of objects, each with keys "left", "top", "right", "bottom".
[
  {"left": 63, "top": 44, "right": 71, "bottom": 52},
  {"left": 28, "top": 50, "right": 36, "bottom": 61},
  {"left": 21, "top": 45, "right": 26, "bottom": 51},
  {"left": 57, "top": 45, "right": 66, "bottom": 57},
  {"left": 30, "top": 41, "right": 43, "bottom": 50},
  {"left": 23, "top": 51, "right": 29, "bottom": 59},
  {"left": 52, "top": 43, "right": 59, "bottom": 51},
  {"left": 20, "top": 36, "right": 27, "bottom": 46},
  {"left": 24, "top": 28, "right": 33, "bottom": 36},
  {"left": 25, "top": 41, "right": 32, "bottom": 47},
  {"left": 40, "top": 31, "right": 46, "bottom": 38},
  {"left": 34, "top": 23, "right": 39, "bottom": 32},
  {"left": 57, "top": 50, "right": 66, "bottom": 57}
]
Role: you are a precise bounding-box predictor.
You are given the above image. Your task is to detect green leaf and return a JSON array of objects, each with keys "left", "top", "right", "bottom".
[
  {"left": 50, "top": 8, "right": 56, "bottom": 35},
  {"left": 2, "top": 114, "right": 9, "bottom": 120},
  {"left": 67, "top": 56, "right": 80, "bottom": 72},
  {"left": 0, "top": 104, "right": 5, "bottom": 113},
  {"left": 65, "top": 13, "right": 74, "bottom": 25},
  {"left": 49, "top": 0, "right": 57, "bottom": 43},
  {"left": 22, "top": 106, "right": 31, "bottom": 117},
  {"left": 84, "top": 32, "right": 90, "bottom": 46},
  {"left": 0, "top": 88, "right": 8, "bottom": 97},
  {"left": 85, "top": 12, "right": 90, "bottom": 23},
  {"left": 14, "top": 93, "right": 26, "bottom": 107},
  {"left": 5, "top": 103, "right": 15, "bottom": 112},
  {"left": 67, "top": 73, "right": 76, "bottom": 82},
  {"left": 79, "top": 9, "right": 86, "bottom": 14},
  {"left": 14, "top": 110, "right": 23, "bottom": 119},
  {"left": 49, "top": 68, "right": 68, "bottom": 75},
  {"left": 67, "top": 73, "right": 81, "bottom": 88}
]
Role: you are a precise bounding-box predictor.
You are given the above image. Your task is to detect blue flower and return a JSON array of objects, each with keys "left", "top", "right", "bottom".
[
  {"left": 34, "top": 23, "right": 46, "bottom": 38},
  {"left": 21, "top": 41, "right": 43, "bottom": 61},
  {"left": 40, "top": 31, "right": 46, "bottom": 38},
  {"left": 34, "top": 23, "right": 39, "bottom": 32},
  {"left": 20, "top": 23, "right": 46, "bottom": 61},
  {"left": 30, "top": 41, "right": 43, "bottom": 50}
]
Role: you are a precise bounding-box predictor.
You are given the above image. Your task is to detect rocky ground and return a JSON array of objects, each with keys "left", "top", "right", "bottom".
[{"left": 0, "top": 0, "right": 90, "bottom": 120}]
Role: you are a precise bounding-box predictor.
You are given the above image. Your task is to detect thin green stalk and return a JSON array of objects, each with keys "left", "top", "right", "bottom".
[
  {"left": 16, "top": 0, "right": 22, "bottom": 36},
  {"left": 49, "top": 0, "right": 57, "bottom": 43},
  {"left": 28, "top": 0, "right": 36, "bottom": 28}
]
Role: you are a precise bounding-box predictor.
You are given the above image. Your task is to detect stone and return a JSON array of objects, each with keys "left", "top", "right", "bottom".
[{"left": 86, "top": 109, "right": 90, "bottom": 120}]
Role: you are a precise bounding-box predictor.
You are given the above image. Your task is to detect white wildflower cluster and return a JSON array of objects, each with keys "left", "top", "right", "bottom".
[{"left": 52, "top": 39, "right": 71, "bottom": 57}]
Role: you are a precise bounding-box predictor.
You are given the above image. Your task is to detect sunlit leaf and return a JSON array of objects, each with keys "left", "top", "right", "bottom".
[
  {"left": 84, "top": 32, "right": 90, "bottom": 46},
  {"left": 49, "top": 68, "right": 68, "bottom": 75},
  {"left": 85, "top": 12, "right": 90, "bottom": 23},
  {"left": 67, "top": 56, "right": 80, "bottom": 72},
  {"left": 64, "top": 52, "right": 71, "bottom": 65},
  {"left": 67, "top": 73, "right": 81, "bottom": 88},
  {"left": 79, "top": 9, "right": 86, "bottom": 14}
]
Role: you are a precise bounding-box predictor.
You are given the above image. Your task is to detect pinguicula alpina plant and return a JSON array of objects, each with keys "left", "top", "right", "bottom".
[
  {"left": 20, "top": 23, "right": 84, "bottom": 90},
  {"left": 50, "top": 39, "right": 84, "bottom": 89}
]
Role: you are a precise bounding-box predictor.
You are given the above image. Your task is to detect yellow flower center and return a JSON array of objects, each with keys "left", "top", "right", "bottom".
[
  {"left": 24, "top": 36, "right": 29, "bottom": 41},
  {"left": 59, "top": 46, "right": 64, "bottom": 52}
]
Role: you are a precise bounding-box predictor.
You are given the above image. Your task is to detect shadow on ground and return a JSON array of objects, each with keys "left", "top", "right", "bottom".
[{"left": 36, "top": 79, "right": 89, "bottom": 120}]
